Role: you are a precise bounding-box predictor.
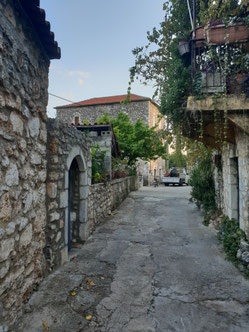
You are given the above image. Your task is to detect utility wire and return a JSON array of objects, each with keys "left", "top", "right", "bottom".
[
  {"left": 49, "top": 92, "right": 88, "bottom": 108},
  {"left": 48, "top": 92, "right": 75, "bottom": 104}
]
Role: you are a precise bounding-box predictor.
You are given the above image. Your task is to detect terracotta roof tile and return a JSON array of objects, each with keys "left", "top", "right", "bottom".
[{"left": 55, "top": 94, "right": 151, "bottom": 109}]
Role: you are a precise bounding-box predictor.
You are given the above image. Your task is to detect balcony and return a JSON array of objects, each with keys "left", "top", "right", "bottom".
[
  {"left": 182, "top": 20, "right": 249, "bottom": 147},
  {"left": 188, "top": 21, "right": 249, "bottom": 103}
]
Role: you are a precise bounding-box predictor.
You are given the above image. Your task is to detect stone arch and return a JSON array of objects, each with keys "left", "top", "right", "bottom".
[{"left": 64, "top": 146, "right": 89, "bottom": 252}]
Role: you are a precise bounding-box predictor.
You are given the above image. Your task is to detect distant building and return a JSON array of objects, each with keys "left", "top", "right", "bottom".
[
  {"left": 55, "top": 94, "right": 166, "bottom": 184},
  {"left": 74, "top": 123, "right": 120, "bottom": 179}
]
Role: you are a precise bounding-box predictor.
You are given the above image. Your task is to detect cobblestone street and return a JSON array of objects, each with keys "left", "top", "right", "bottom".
[{"left": 13, "top": 186, "right": 249, "bottom": 332}]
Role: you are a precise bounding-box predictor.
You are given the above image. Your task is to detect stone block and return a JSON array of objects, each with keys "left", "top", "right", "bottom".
[
  {"left": 33, "top": 211, "right": 46, "bottom": 234},
  {"left": 28, "top": 117, "right": 40, "bottom": 138},
  {"left": 23, "top": 191, "right": 33, "bottom": 214},
  {"left": 50, "top": 212, "right": 60, "bottom": 222},
  {"left": 50, "top": 156, "right": 59, "bottom": 164},
  {"left": 39, "top": 129, "right": 47, "bottom": 143},
  {"left": 49, "top": 171, "right": 59, "bottom": 181},
  {"left": 10, "top": 112, "right": 23, "bottom": 135},
  {"left": 1, "top": 156, "right": 9, "bottom": 168},
  {"left": 30, "top": 152, "right": 41, "bottom": 165},
  {"left": 17, "top": 217, "right": 28, "bottom": 231},
  {"left": 38, "top": 170, "right": 47, "bottom": 182},
  {"left": 0, "top": 261, "right": 10, "bottom": 279},
  {"left": 47, "top": 183, "right": 57, "bottom": 199},
  {"left": 80, "top": 186, "right": 88, "bottom": 199},
  {"left": 17, "top": 138, "right": 26, "bottom": 151},
  {"left": 25, "top": 263, "right": 34, "bottom": 277},
  {"left": 70, "top": 212, "right": 76, "bottom": 222},
  {"left": 0, "top": 193, "right": 11, "bottom": 222},
  {"left": 55, "top": 231, "right": 61, "bottom": 243},
  {"left": 5, "top": 163, "right": 19, "bottom": 186},
  {"left": 0, "top": 238, "right": 15, "bottom": 262},
  {"left": 49, "top": 224, "right": 56, "bottom": 230},
  {"left": 19, "top": 224, "right": 32, "bottom": 248},
  {"left": 49, "top": 138, "right": 59, "bottom": 154},
  {"left": 6, "top": 222, "right": 16, "bottom": 235},
  {"left": 0, "top": 229, "right": 4, "bottom": 240},
  {"left": 48, "top": 201, "right": 58, "bottom": 211},
  {"left": 60, "top": 191, "right": 68, "bottom": 208}
]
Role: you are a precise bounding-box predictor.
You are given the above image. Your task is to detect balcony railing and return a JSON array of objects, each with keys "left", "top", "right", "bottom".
[{"left": 187, "top": 21, "right": 249, "bottom": 97}]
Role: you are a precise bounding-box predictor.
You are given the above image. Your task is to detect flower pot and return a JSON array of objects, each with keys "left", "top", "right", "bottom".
[
  {"left": 193, "top": 22, "right": 249, "bottom": 47},
  {"left": 194, "top": 25, "right": 205, "bottom": 47},
  {"left": 178, "top": 40, "right": 190, "bottom": 56},
  {"left": 207, "top": 23, "right": 249, "bottom": 44}
]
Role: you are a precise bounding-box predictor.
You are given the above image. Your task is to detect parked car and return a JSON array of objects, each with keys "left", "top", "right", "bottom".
[{"left": 162, "top": 168, "right": 188, "bottom": 186}]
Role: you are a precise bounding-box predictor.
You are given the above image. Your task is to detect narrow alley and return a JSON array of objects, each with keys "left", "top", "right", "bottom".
[{"left": 14, "top": 187, "right": 249, "bottom": 332}]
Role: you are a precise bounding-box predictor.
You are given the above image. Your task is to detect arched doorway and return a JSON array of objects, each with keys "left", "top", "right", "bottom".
[
  {"left": 65, "top": 148, "right": 89, "bottom": 253},
  {"left": 68, "top": 158, "right": 81, "bottom": 251}
]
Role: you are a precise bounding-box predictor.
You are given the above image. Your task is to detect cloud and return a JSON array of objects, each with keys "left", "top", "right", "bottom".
[
  {"left": 50, "top": 65, "right": 90, "bottom": 81},
  {"left": 68, "top": 71, "right": 90, "bottom": 79}
]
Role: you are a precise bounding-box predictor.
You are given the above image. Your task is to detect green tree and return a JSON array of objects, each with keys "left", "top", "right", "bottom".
[
  {"left": 168, "top": 152, "right": 187, "bottom": 169},
  {"left": 97, "top": 112, "right": 166, "bottom": 166},
  {"left": 130, "top": 0, "right": 242, "bottom": 128},
  {"left": 91, "top": 144, "right": 108, "bottom": 183}
]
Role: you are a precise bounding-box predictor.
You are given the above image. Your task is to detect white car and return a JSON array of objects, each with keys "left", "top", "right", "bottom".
[{"left": 162, "top": 168, "right": 189, "bottom": 186}]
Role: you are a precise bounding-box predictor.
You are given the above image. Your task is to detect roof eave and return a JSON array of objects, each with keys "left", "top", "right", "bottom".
[{"left": 55, "top": 98, "right": 155, "bottom": 110}]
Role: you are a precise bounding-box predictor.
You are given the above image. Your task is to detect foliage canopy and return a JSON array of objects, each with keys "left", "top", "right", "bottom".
[
  {"left": 130, "top": 0, "right": 245, "bottom": 128},
  {"left": 97, "top": 112, "right": 166, "bottom": 166}
]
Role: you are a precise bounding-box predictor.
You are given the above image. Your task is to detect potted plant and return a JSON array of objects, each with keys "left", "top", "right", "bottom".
[
  {"left": 193, "top": 21, "right": 249, "bottom": 47},
  {"left": 207, "top": 22, "right": 249, "bottom": 45},
  {"left": 178, "top": 40, "right": 190, "bottom": 56}
]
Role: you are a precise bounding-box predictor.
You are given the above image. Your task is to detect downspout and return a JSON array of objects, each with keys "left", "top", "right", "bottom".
[{"left": 186, "top": 0, "right": 194, "bottom": 32}]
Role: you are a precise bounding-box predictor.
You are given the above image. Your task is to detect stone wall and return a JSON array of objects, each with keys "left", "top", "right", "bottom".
[
  {"left": 87, "top": 176, "right": 138, "bottom": 233},
  {"left": 46, "top": 119, "right": 92, "bottom": 270},
  {"left": 215, "top": 128, "right": 249, "bottom": 237},
  {"left": 0, "top": 0, "right": 50, "bottom": 327},
  {"left": 57, "top": 100, "right": 149, "bottom": 125}
]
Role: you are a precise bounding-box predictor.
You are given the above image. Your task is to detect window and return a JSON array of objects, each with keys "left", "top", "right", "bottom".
[{"left": 74, "top": 116, "right": 80, "bottom": 125}]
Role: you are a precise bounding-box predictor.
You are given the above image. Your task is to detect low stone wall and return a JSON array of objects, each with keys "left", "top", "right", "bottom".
[
  {"left": 87, "top": 176, "right": 138, "bottom": 233},
  {"left": 46, "top": 119, "right": 92, "bottom": 271}
]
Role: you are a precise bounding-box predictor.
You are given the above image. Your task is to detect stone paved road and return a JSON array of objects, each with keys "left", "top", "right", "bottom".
[{"left": 13, "top": 186, "right": 249, "bottom": 332}]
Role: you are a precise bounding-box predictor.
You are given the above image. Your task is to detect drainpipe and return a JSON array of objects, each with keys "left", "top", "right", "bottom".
[{"left": 186, "top": 0, "right": 194, "bottom": 31}]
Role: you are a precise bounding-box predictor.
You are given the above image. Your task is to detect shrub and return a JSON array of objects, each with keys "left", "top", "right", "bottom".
[
  {"left": 189, "top": 153, "right": 216, "bottom": 214},
  {"left": 218, "top": 216, "right": 246, "bottom": 264}
]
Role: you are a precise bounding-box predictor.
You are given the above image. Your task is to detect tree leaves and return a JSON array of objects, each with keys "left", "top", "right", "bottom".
[{"left": 97, "top": 112, "right": 166, "bottom": 166}]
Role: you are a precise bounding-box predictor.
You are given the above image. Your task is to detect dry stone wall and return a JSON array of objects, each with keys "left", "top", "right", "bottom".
[
  {"left": 88, "top": 177, "right": 138, "bottom": 233},
  {"left": 0, "top": 0, "right": 50, "bottom": 328},
  {"left": 46, "top": 119, "right": 92, "bottom": 270}
]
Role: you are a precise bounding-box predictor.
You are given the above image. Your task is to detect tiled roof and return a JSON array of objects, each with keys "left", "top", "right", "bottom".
[
  {"left": 55, "top": 94, "right": 152, "bottom": 109},
  {"left": 19, "top": 0, "right": 61, "bottom": 59}
]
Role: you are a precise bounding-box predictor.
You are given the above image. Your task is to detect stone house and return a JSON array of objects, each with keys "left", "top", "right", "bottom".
[
  {"left": 56, "top": 94, "right": 166, "bottom": 184},
  {"left": 0, "top": 0, "right": 60, "bottom": 327},
  {"left": 183, "top": 21, "right": 249, "bottom": 238}
]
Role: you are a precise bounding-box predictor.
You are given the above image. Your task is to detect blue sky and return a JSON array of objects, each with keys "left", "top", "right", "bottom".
[{"left": 40, "top": 0, "right": 165, "bottom": 117}]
